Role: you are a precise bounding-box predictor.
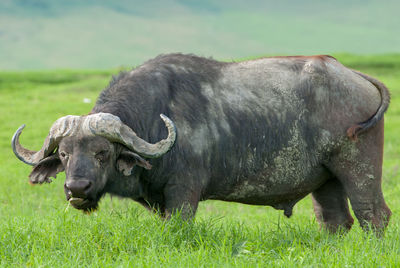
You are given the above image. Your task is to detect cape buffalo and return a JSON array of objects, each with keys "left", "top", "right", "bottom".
[{"left": 12, "top": 54, "right": 391, "bottom": 233}]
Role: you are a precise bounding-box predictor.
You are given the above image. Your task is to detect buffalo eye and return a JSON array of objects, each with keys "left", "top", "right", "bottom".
[
  {"left": 59, "top": 151, "right": 69, "bottom": 160},
  {"left": 95, "top": 150, "right": 108, "bottom": 162}
]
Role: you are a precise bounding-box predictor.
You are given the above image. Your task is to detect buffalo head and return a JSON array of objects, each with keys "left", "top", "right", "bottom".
[{"left": 12, "top": 113, "right": 176, "bottom": 212}]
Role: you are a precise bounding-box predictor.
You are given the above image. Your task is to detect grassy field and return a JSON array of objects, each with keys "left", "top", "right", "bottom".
[{"left": 0, "top": 54, "right": 400, "bottom": 267}]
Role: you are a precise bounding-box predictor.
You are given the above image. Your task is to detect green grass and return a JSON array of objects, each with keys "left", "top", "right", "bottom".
[{"left": 1, "top": 54, "right": 400, "bottom": 267}]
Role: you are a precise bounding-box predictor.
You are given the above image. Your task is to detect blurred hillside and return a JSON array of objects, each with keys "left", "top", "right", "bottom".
[{"left": 1, "top": 0, "right": 399, "bottom": 69}]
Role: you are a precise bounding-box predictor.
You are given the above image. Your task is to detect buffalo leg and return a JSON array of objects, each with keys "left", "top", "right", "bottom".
[
  {"left": 312, "top": 178, "right": 354, "bottom": 233},
  {"left": 326, "top": 120, "right": 391, "bottom": 234},
  {"left": 163, "top": 182, "right": 201, "bottom": 220}
]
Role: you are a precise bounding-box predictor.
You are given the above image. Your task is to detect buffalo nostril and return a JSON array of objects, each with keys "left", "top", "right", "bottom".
[{"left": 65, "top": 180, "right": 92, "bottom": 198}]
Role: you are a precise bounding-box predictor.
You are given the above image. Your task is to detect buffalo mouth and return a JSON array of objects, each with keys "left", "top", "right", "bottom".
[{"left": 67, "top": 196, "right": 98, "bottom": 213}]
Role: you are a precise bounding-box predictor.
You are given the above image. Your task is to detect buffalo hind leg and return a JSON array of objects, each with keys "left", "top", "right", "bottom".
[
  {"left": 326, "top": 120, "right": 391, "bottom": 234},
  {"left": 312, "top": 178, "right": 354, "bottom": 233}
]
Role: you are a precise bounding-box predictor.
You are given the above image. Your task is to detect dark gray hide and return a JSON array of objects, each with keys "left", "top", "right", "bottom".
[{"left": 13, "top": 54, "right": 391, "bottom": 233}]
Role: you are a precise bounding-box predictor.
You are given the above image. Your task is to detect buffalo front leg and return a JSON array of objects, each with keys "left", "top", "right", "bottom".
[
  {"left": 326, "top": 120, "right": 391, "bottom": 234},
  {"left": 312, "top": 178, "right": 354, "bottom": 233},
  {"left": 163, "top": 181, "right": 202, "bottom": 220}
]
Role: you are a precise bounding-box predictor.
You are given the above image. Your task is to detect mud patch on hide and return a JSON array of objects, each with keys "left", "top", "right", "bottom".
[
  {"left": 333, "top": 137, "right": 376, "bottom": 190},
  {"left": 268, "top": 110, "right": 314, "bottom": 186}
]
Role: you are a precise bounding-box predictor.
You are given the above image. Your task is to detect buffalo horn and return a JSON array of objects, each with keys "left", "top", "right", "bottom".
[
  {"left": 84, "top": 113, "right": 176, "bottom": 158},
  {"left": 11, "top": 115, "right": 81, "bottom": 165},
  {"left": 12, "top": 113, "right": 177, "bottom": 165}
]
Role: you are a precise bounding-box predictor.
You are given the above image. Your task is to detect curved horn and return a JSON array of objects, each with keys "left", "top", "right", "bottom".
[
  {"left": 12, "top": 113, "right": 177, "bottom": 164},
  {"left": 11, "top": 116, "right": 82, "bottom": 165},
  {"left": 12, "top": 124, "right": 37, "bottom": 166},
  {"left": 85, "top": 113, "right": 176, "bottom": 158}
]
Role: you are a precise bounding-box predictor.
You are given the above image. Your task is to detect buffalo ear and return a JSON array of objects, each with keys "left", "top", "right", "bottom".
[
  {"left": 117, "top": 150, "right": 152, "bottom": 176},
  {"left": 29, "top": 154, "right": 65, "bottom": 184}
]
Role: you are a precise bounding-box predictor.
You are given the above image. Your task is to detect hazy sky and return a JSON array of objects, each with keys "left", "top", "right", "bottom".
[{"left": 1, "top": 0, "right": 399, "bottom": 69}]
